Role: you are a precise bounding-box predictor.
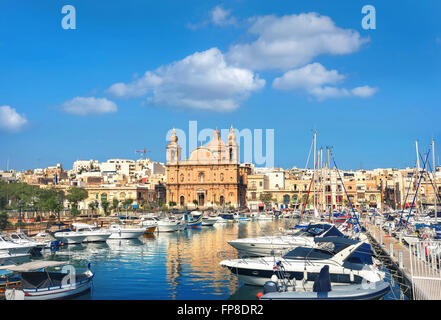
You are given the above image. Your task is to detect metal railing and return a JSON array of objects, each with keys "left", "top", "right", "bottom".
[{"left": 409, "top": 240, "right": 441, "bottom": 300}]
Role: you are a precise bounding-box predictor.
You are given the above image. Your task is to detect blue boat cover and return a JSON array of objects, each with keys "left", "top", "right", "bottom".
[{"left": 313, "top": 265, "right": 331, "bottom": 293}]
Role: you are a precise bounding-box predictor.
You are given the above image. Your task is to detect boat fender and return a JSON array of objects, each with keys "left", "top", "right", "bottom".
[
  {"left": 263, "top": 281, "right": 279, "bottom": 294},
  {"left": 350, "top": 270, "right": 354, "bottom": 282}
]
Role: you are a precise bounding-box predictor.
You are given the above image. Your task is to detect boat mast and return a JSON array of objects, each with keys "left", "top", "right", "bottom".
[
  {"left": 321, "top": 147, "right": 325, "bottom": 216},
  {"left": 313, "top": 130, "right": 317, "bottom": 212},
  {"left": 433, "top": 139, "right": 437, "bottom": 224},
  {"left": 416, "top": 141, "right": 421, "bottom": 215}
]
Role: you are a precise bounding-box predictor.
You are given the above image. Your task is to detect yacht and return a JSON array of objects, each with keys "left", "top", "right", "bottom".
[
  {"left": 8, "top": 232, "right": 45, "bottom": 253},
  {"left": 0, "top": 233, "right": 36, "bottom": 254},
  {"left": 30, "top": 232, "right": 62, "bottom": 249},
  {"left": 71, "top": 223, "right": 112, "bottom": 242},
  {"left": 156, "top": 217, "right": 182, "bottom": 232},
  {"left": 228, "top": 224, "right": 344, "bottom": 257},
  {"left": 108, "top": 224, "right": 146, "bottom": 239},
  {"left": 0, "top": 250, "right": 31, "bottom": 266},
  {"left": 221, "top": 237, "right": 385, "bottom": 287},
  {"left": 54, "top": 230, "right": 87, "bottom": 244}
]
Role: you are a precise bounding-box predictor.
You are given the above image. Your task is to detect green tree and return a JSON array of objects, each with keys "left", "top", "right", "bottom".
[
  {"left": 0, "top": 212, "right": 10, "bottom": 230},
  {"left": 66, "top": 187, "right": 88, "bottom": 216},
  {"left": 88, "top": 200, "right": 99, "bottom": 215},
  {"left": 111, "top": 198, "right": 119, "bottom": 213},
  {"left": 101, "top": 199, "right": 110, "bottom": 216},
  {"left": 122, "top": 198, "right": 133, "bottom": 208}
]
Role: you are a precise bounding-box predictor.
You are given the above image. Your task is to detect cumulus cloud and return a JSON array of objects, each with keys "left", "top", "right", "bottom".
[
  {"left": 210, "top": 5, "right": 237, "bottom": 26},
  {"left": 350, "top": 85, "right": 379, "bottom": 98},
  {"left": 187, "top": 5, "right": 237, "bottom": 30},
  {"left": 272, "top": 63, "right": 378, "bottom": 100},
  {"left": 60, "top": 97, "right": 117, "bottom": 116},
  {"left": 107, "top": 48, "right": 265, "bottom": 111},
  {"left": 0, "top": 105, "right": 28, "bottom": 132},
  {"left": 226, "top": 12, "right": 369, "bottom": 71}
]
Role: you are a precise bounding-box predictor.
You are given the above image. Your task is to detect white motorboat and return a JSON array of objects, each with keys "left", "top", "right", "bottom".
[
  {"left": 213, "top": 216, "right": 228, "bottom": 223},
  {"left": 228, "top": 223, "right": 344, "bottom": 257},
  {"left": 156, "top": 217, "right": 181, "bottom": 232},
  {"left": 8, "top": 232, "right": 45, "bottom": 255},
  {"left": 257, "top": 213, "right": 273, "bottom": 220},
  {"left": 54, "top": 230, "right": 88, "bottom": 244},
  {"left": 221, "top": 237, "right": 385, "bottom": 287},
  {"left": 3, "top": 261, "right": 94, "bottom": 300},
  {"left": 0, "top": 233, "right": 36, "bottom": 254},
  {"left": 259, "top": 266, "right": 390, "bottom": 300},
  {"left": 139, "top": 216, "right": 158, "bottom": 228},
  {"left": 71, "top": 223, "right": 112, "bottom": 242},
  {"left": 108, "top": 224, "right": 146, "bottom": 239},
  {"left": 0, "top": 250, "right": 31, "bottom": 266},
  {"left": 31, "top": 232, "right": 62, "bottom": 249},
  {"left": 202, "top": 216, "right": 219, "bottom": 226}
]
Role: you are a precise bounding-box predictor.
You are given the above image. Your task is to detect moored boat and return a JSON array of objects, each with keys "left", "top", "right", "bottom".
[
  {"left": 258, "top": 265, "right": 390, "bottom": 300},
  {"left": 3, "top": 261, "right": 94, "bottom": 300},
  {"left": 221, "top": 236, "right": 385, "bottom": 287},
  {"left": 54, "top": 230, "right": 87, "bottom": 244},
  {"left": 108, "top": 224, "right": 146, "bottom": 239},
  {"left": 71, "top": 223, "right": 112, "bottom": 242}
]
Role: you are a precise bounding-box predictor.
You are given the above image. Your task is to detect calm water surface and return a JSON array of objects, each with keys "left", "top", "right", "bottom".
[{"left": 38, "top": 219, "right": 406, "bottom": 300}]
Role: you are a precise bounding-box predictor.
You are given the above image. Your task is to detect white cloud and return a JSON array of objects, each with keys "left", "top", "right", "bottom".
[
  {"left": 351, "top": 85, "right": 379, "bottom": 98},
  {"left": 60, "top": 97, "right": 117, "bottom": 116},
  {"left": 272, "top": 63, "right": 345, "bottom": 91},
  {"left": 272, "top": 63, "right": 378, "bottom": 100},
  {"left": 210, "top": 5, "right": 237, "bottom": 26},
  {"left": 107, "top": 48, "right": 265, "bottom": 111},
  {"left": 0, "top": 105, "right": 28, "bottom": 132},
  {"left": 226, "top": 12, "right": 369, "bottom": 70}
]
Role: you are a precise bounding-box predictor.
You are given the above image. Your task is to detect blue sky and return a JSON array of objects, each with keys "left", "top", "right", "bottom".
[{"left": 0, "top": 0, "right": 440, "bottom": 171}]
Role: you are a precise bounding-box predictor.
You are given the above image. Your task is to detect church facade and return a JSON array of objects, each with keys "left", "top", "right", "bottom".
[{"left": 166, "top": 126, "right": 250, "bottom": 209}]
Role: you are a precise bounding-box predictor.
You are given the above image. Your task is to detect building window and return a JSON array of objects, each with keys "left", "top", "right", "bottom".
[{"left": 199, "top": 172, "right": 205, "bottom": 182}]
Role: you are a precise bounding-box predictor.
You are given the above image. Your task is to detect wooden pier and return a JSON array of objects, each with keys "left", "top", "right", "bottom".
[{"left": 364, "top": 218, "right": 441, "bottom": 300}]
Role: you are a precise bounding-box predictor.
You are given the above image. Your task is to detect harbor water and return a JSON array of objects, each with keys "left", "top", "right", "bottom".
[{"left": 37, "top": 219, "right": 406, "bottom": 300}]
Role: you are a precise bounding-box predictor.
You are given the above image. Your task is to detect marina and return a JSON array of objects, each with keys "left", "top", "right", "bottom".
[{"left": 0, "top": 216, "right": 408, "bottom": 300}]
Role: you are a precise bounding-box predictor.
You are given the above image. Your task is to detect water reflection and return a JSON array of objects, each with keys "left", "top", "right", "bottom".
[{"left": 34, "top": 219, "right": 405, "bottom": 300}]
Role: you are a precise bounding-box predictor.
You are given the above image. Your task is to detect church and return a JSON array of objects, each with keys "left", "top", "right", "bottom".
[{"left": 166, "top": 126, "right": 250, "bottom": 209}]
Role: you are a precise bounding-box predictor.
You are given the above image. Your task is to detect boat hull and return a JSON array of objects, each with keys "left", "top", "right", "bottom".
[
  {"left": 108, "top": 230, "right": 145, "bottom": 239},
  {"left": 157, "top": 223, "right": 180, "bottom": 232},
  {"left": 144, "top": 226, "right": 157, "bottom": 234},
  {"left": 260, "top": 281, "right": 390, "bottom": 300},
  {"left": 6, "top": 273, "right": 93, "bottom": 300},
  {"left": 54, "top": 233, "right": 87, "bottom": 244},
  {"left": 0, "top": 252, "right": 31, "bottom": 266},
  {"left": 228, "top": 237, "right": 314, "bottom": 257},
  {"left": 84, "top": 234, "right": 111, "bottom": 242}
]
